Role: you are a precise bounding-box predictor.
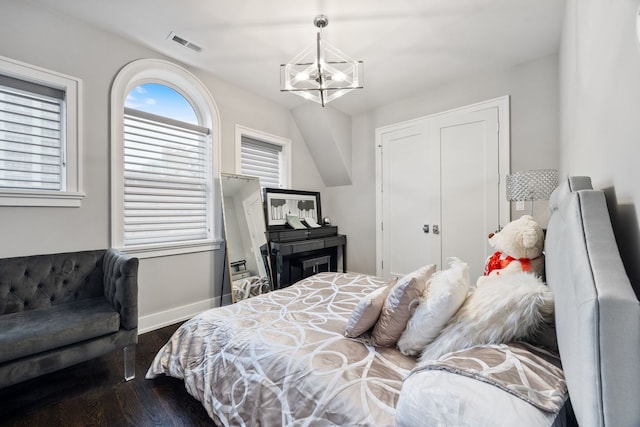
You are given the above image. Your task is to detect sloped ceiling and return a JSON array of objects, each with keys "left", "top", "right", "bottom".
[{"left": 293, "top": 103, "right": 353, "bottom": 186}]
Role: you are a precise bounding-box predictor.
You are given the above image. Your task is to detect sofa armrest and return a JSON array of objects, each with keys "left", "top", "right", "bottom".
[{"left": 102, "top": 249, "right": 138, "bottom": 330}]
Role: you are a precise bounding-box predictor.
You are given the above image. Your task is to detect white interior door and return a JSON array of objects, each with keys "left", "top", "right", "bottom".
[{"left": 376, "top": 98, "right": 509, "bottom": 281}]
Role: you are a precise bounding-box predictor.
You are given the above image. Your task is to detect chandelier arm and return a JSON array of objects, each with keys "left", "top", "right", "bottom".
[{"left": 316, "top": 31, "right": 326, "bottom": 106}]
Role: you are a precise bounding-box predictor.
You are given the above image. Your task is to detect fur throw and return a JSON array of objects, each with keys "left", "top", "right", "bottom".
[{"left": 419, "top": 271, "right": 554, "bottom": 361}]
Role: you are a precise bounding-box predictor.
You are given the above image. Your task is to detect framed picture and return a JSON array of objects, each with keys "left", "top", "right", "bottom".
[{"left": 263, "top": 188, "right": 322, "bottom": 228}]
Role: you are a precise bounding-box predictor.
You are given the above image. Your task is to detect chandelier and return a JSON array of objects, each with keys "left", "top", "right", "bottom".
[{"left": 280, "top": 15, "right": 364, "bottom": 107}]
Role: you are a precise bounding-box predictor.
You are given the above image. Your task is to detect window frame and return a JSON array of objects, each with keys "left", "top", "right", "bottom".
[
  {"left": 235, "top": 124, "right": 291, "bottom": 189},
  {"left": 0, "top": 55, "right": 84, "bottom": 207},
  {"left": 111, "top": 58, "right": 222, "bottom": 258}
]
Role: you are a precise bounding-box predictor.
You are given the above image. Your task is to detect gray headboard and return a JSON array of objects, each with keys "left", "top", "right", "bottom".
[{"left": 546, "top": 176, "right": 640, "bottom": 427}]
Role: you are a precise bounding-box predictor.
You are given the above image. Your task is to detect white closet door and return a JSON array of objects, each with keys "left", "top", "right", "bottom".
[
  {"left": 436, "top": 107, "right": 500, "bottom": 280},
  {"left": 380, "top": 122, "right": 439, "bottom": 277},
  {"left": 376, "top": 98, "right": 508, "bottom": 281}
]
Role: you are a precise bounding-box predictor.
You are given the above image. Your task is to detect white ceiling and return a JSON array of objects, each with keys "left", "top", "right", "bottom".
[{"left": 29, "top": 0, "right": 565, "bottom": 116}]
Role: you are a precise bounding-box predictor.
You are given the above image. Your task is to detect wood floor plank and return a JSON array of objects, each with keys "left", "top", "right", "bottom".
[{"left": 0, "top": 323, "right": 212, "bottom": 426}]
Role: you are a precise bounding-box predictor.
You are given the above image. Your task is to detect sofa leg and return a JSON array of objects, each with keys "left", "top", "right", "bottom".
[{"left": 124, "top": 344, "right": 136, "bottom": 381}]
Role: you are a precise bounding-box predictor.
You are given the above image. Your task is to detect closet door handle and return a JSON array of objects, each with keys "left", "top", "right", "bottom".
[
  {"left": 423, "top": 225, "right": 429, "bottom": 233},
  {"left": 433, "top": 225, "right": 440, "bottom": 234}
]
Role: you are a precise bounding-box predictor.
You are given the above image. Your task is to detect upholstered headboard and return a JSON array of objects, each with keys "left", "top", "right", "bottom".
[{"left": 545, "top": 176, "right": 640, "bottom": 427}]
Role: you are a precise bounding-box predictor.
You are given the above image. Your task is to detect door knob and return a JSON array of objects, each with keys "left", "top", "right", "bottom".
[
  {"left": 433, "top": 225, "right": 440, "bottom": 234},
  {"left": 423, "top": 224, "right": 429, "bottom": 233}
]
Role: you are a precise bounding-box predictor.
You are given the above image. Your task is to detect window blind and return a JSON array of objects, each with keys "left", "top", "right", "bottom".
[
  {"left": 241, "top": 136, "right": 282, "bottom": 188},
  {"left": 0, "top": 76, "right": 64, "bottom": 191},
  {"left": 123, "top": 108, "right": 210, "bottom": 246}
]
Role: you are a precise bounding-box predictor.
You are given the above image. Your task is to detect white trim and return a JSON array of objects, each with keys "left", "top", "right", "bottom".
[
  {"left": 110, "top": 58, "right": 222, "bottom": 257},
  {"left": 374, "top": 96, "right": 510, "bottom": 277},
  {"left": 117, "top": 239, "right": 223, "bottom": 259},
  {"left": 0, "top": 55, "right": 84, "bottom": 207},
  {"left": 0, "top": 190, "right": 85, "bottom": 207},
  {"left": 138, "top": 297, "right": 221, "bottom": 334},
  {"left": 234, "top": 124, "right": 291, "bottom": 188}
]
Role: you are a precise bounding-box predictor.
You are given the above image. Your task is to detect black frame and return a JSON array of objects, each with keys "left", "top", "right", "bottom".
[{"left": 263, "top": 188, "right": 322, "bottom": 229}]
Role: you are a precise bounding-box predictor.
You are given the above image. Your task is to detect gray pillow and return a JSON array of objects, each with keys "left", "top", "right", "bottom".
[
  {"left": 344, "top": 278, "right": 396, "bottom": 338},
  {"left": 371, "top": 264, "right": 436, "bottom": 347}
]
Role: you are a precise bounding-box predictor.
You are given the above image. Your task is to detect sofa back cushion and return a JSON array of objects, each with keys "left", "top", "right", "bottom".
[{"left": 0, "top": 250, "right": 106, "bottom": 314}]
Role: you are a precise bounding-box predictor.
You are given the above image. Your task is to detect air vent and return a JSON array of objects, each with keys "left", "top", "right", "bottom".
[{"left": 167, "top": 31, "right": 203, "bottom": 53}]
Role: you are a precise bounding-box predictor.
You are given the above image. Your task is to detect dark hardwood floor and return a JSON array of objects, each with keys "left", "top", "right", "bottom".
[{"left": 0, "top": 323, "right": 213, "bottom": 426}]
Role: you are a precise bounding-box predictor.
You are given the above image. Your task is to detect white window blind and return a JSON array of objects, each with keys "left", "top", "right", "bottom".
[
  {"left": 123, "top": 107, "right": 211, "bottom": 246},
  {"left": 0, "top": 75, "right": 65, "bottom": 191},
  {"left": 241, "top": 136, "right": 282, "bottom": 188}
]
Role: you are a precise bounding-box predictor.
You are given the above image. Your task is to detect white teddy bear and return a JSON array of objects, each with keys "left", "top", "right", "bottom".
[{"left": 477, "top": 214, "right": 545, "bottom": 286}]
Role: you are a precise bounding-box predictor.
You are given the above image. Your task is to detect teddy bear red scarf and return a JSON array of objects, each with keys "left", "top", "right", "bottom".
[{"left": 483, "top": 251, "right": 532, "bottom": 276}]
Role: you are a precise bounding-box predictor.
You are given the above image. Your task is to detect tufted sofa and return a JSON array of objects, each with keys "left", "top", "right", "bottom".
[{"left": 0, "top": 249, "right": 138, "bottom": 388}]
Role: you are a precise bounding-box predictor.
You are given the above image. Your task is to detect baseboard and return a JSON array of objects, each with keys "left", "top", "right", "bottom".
[{"left": 138, "top": 297, "right": 221, "bottom": 334}]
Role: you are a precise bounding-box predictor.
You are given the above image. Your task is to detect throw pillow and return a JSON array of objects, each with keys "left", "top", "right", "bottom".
[
  {"left": 371, "top": 264, "right": 436, "bottom": 347},
  {"left": 397, "top": 258, "right": 470, "bottom": 356},
  {"left": 419, "top": 271, "right": 554, "bottom": 361},
  {"left": 344, "top": 278, "right": 397, "bottom": 338}
]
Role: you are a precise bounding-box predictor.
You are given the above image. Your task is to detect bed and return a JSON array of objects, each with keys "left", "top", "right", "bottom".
[{"left": 147, "top": 176, "right": 640, "bottom": 426}]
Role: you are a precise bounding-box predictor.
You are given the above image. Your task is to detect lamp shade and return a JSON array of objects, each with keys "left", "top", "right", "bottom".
[{"left": 506, "top": 169, "right": 559, "bottom": 202}]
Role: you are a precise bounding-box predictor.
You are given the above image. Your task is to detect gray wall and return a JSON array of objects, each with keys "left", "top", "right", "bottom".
[
  {"left": 0, "top": 1, "right": 325, "bottom": 331},
  {"left": 560, "top": 0, "right": 640, "bottom": 292},
  {"left": 10, "top": 0, "right": 636, "bottom": 327},
  {"left": 325, "top": 54, "right": 560, "bottom": 275}
]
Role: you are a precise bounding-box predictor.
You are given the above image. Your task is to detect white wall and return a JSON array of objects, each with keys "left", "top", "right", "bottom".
[
  {"left": 560, "top": 0, "right": 640, "bottom": 292},
  {"left": 0, "top": 1, "right": 325, "bottom": 331},
  {"left": 324, "top": 54, "right": 560, "bottom": 275}
]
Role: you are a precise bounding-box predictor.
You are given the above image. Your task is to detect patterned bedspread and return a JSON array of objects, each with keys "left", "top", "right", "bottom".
[
  {"left": 415, "top": 342, "right": 566, "bottom": 412},
  {"left": 146, "top": 272, "right": 416, "bottom": 426},
  {"left": 147, "top": 272, "right": 565, "bottom": 426}
]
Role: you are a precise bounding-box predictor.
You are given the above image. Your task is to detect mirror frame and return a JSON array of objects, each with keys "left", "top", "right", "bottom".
[{"left": 220, "top": 173, "right": 272, "bottom": 303}]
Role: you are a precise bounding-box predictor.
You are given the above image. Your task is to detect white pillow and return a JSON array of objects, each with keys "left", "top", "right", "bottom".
[
  {"left": 397, "top": 258, "right": 470, "bottom": 356},
  {"left": 370, "top": 264, "right": 436, "bottom": 347},
  {"left": 419, "top": 271, "right": 554, "bottom": 361}
]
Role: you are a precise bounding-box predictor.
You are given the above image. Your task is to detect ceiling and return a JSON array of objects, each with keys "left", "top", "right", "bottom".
[{"left": 29, "top": 0, "right": 565, "bottom": 116}]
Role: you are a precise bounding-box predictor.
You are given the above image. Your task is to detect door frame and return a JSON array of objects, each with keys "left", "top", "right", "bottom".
[{"left": 374, "top": 96, "right": 511, "bottom": 277}]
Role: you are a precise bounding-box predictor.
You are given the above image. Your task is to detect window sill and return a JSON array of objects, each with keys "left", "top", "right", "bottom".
[
  {"left": 115, "top": 239, "right": 224, "bottom": 259},
  {"left": 0, "top": 190, "right": 85, "bottom": 207}
]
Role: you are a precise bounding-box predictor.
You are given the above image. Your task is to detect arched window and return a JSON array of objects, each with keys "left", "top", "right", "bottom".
[{"left": 111, "top": 59, "right": 221, "bottom": 255}]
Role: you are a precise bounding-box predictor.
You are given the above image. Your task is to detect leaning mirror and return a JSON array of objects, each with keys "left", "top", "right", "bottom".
[{"left": 221, "top": 173, "right": 272, "bottom": 302}]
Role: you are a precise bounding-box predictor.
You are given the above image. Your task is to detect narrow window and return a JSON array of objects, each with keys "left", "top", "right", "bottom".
[
  {"left": 236, "top": 125, "right": 291, "bottom": 190},
  {"left": 241, "top": 136, "right": 283, "bottom": 189}
]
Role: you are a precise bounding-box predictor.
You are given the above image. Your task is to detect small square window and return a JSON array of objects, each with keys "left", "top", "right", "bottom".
[
  {"left": 236, "top": 125, "right": 291, "bottom": 190},
  {"left": 0, "top": 55, "right": 83, "bottom": 207}
]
